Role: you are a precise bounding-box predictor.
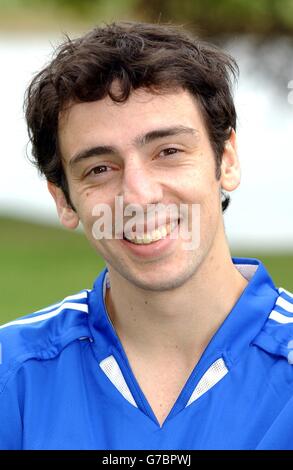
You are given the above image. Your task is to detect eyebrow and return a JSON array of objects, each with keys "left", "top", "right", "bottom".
[
  {"left": 69, "top": 125, "right": 198, "bottom": 168},
  {"left": 134, "top": 125, "right": 198, "bottom": 146}
]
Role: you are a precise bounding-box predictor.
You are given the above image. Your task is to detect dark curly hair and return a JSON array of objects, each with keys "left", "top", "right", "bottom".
[{"left": 25, "top": 21, "right": 239, "bottom": 211}]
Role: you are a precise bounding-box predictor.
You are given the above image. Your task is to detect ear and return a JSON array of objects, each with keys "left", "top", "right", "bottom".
[
  {"left": 220, "top": 129, "right": 241, "bottom": 192},
  {"left": 47, "top": 182, "right": 79, "bottom": 229}
]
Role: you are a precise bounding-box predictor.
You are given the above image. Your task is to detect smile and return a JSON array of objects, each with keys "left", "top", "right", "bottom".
[{"left": 124, "top": 220, "right": 179, "bottom": 245}]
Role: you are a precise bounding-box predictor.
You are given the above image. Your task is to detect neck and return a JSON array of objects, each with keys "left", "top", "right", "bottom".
[{"left": 105, "top": 235, "right": 248, "bottom": 366}]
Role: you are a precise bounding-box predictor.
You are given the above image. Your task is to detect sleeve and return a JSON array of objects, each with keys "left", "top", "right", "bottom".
[{"left": 0, "top": 376, "right": 23, "bottom": 450}]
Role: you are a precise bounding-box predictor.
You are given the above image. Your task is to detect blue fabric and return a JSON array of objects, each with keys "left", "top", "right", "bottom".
[{"left": 1, "top": 258, "right": 293, "bottom": 450}]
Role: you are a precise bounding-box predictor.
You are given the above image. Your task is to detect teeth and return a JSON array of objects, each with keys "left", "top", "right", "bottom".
[
  {"left": 124, "top": 221, "right": 178, "bottom": 245},
  {"left": 170, "top": 221, "right": 177, "bottom": 233},
  {"left": 158, "top": 226, "right": 167, "bottom": 238}
]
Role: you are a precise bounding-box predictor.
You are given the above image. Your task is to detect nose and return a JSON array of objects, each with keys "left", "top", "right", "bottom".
[{"left": 121, "top": 156, "right": 163, "bottom": 208}]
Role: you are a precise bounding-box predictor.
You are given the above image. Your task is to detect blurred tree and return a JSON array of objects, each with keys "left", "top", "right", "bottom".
[
  {"left": 49, "top": 0, "right": 95, "bottom": 16},
  {"left": 135, "top": 0, "right": 293, "bottom": 36},
  {"left": 1, "top": 0, "right": 293, "bottom": 35},
  {"left": 0, "top": 0, "right": 138, "bottom": 25},
  {"left": 17, "top": 0, "right": 106, "bottom": 18}
]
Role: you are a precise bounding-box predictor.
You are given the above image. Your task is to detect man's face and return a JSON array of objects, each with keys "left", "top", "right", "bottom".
[{"left": 57, "top": 87, "right": 237, "bottom": 291}]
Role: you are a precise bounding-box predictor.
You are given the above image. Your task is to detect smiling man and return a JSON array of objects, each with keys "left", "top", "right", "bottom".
[{"left": 1, "top": 22, "right": 293, "bottom": 450}]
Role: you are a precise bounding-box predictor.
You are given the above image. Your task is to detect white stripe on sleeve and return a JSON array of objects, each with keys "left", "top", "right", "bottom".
[
  {"left": 269, "top": 310, "right": 293, "bottom": 324},
  {"left": 0, "top": 302, "right": 88, "bottom": 330}
]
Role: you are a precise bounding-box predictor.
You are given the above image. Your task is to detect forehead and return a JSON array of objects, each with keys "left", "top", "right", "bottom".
[{"left": 58, "top": 88, "right": 206, "bottom": 156}]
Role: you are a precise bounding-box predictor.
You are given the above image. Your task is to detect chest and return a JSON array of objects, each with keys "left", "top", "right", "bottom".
[
  {"left": 126, "top": 356, "right": 197, "bottom": 426},
  {"left": 22, "top": 345, "right": 284, "bottom": 449}
]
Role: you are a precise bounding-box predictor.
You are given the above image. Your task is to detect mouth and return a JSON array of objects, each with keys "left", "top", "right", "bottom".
[{"left": 123, "top": 219, "right": 180, "bottom": 245}]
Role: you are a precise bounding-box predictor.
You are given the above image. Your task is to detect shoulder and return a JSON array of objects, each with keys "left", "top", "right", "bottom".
[
  {"left": 0, "top": 289, "right": 92, "bottom": 393},
  {"left": 253, "top": 287, "right": 293, "bottom": 362}
]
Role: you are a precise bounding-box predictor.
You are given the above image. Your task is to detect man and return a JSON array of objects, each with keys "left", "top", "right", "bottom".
[{"left": 0, "top": 21, "right": 293, "bottom": 450}]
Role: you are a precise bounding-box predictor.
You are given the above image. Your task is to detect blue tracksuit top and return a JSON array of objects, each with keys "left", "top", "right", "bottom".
[{"left": 1, "top": 257, "right": 293, "bottom": 450}]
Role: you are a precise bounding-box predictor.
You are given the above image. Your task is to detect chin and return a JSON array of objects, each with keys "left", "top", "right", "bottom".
[{"left": 124, "top": 260, "right": 201, "bottom": 292}]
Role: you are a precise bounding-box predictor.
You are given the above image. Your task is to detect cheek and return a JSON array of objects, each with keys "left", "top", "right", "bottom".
[
  {"left": 181, "top": 169, "right": 220, "bottom": 229},
  {"left": 74, "top": 194, "right": 99, "bottom": 235},
  {"left": 77, "top": 194, "right": 118, "bottom": 245},
  {"left": 200, "top": 188, "right": 222, "bottom": 241},
  {"left": 180, "top": 167, "right": 219, "bottom": 203}
]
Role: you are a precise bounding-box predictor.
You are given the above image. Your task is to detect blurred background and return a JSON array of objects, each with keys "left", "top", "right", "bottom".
[{"left": 0, "top": 0, "right": 292, "bottom": 322}]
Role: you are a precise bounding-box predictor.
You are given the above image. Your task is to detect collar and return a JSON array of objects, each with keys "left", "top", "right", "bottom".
[{"left": 88, "top": 258, "right": 279, "bottom": 365}]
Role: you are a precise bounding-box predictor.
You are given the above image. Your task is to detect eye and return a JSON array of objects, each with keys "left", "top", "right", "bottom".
[
  {"left": 158, "top": 148, "right": 181, "bottom": 158},
  {"left": 87, "top": 165, "right": 110, "bottom": 176}
]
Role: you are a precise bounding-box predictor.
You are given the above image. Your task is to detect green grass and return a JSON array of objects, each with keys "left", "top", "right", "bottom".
[
  {"left": 0, "top": 216, "right": 292, "bottom": 324},
  {"left": 0, "top": 217, "right": 105, "bottom": 323}
]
